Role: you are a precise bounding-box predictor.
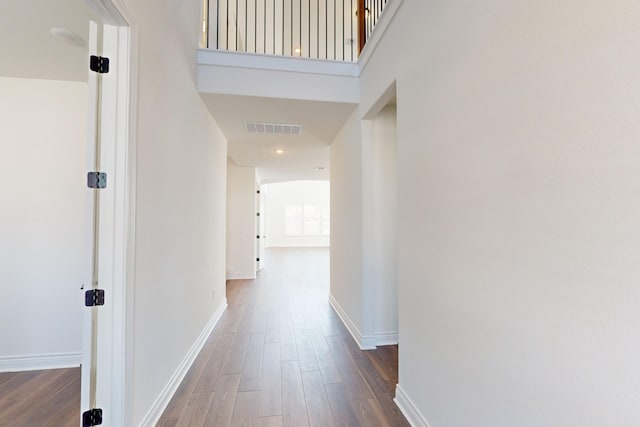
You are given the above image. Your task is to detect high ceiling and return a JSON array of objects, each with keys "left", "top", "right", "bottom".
[
  {"left": 2, "top": 1, "right": 356, "bottom": 184},
  {"left": 0, "top": 0, "right": 96, "bottom": 81},
  {"left": 201, "top": 94, "right": 356, "bottom": 184}
]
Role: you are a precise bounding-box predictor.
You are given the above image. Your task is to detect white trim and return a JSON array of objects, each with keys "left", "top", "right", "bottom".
[
  {"left": 81, "top": 2, "right": 139, "bottom": 426},
  {"left": 111, "top": 14, "right": 138, "bottom": 426},
  {"left": 81, "top": 19, "right": 100, "bottom": 420},
  {"left": 88, "top": 0, "right": 129, "bottom": 26},
  {"left": 198, "top": 49, "right": 359, "bottom": 77},
  {"left": 0, "top": 353, "right": 82, "bottom": 373},
  {"left": 138, "top": 299, "right": 228, "bottom": 427},
  {"left": 357, "top": 0, "right": 405, "bottom": 74},
  {"left": 373, "top": 332, "right": 399, "bottom": 346},
  {"left": 110, "top": 3, "right": 139, "bottom": 424},
  {"left": 226, "top": 272, "right": 257, "bottom": 280},
  {"left": 362, "top": 80, "right": 397, "bottom": 120},
  {"left": 265, "top": 244, "right": 330, "bottom": 248},
  {"left": 121, "top": 15, "right": 139, "bottom": 427},
  {"left": 394, "top": 384, "right": 432, "bottom": 427},
  {"left": 328, "top": 294, "right": 377, "bottom": 350}
]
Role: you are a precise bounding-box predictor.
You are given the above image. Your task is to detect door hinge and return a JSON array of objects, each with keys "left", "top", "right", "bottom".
[
  {"left": 82, "top": 408, "right": 103, "bottom": 426},
  {"left": 256, "top": 212, "right": 260, "bottom": 216},
  {"left": 256, "top": 235, "right": 260, "bottom": 239},
  {"left": 90, "top": 55, "right": 110, "bottom": 73},
  {"left": 87, "top": 172, "right": 107, "bottom": 189},
  {"left": 256, "top": 258, "right": 260, "bottom": 262},
  {"left": 85, "top": 289, "right": 105, "bottom": 307}
]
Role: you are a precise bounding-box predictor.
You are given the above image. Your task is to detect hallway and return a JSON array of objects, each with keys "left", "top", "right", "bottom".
[{"left": 158, "top": 248, "right": 408, "bottom": 426}]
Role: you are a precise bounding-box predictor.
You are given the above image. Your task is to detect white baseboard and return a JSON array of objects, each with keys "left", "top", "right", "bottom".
[
  {"left": 0, "top": 352, "right": 82, "bottom": 372},
  {"left": 226, "top": 272, "right": 256, "bottom": 280},
  {"left": 138, "top": 299, "right": 228, "bottom": 427},
  {"left": 328, "top": 294, "right": 377, "bottom": 350},
  {"left": 374, "top": 332, "right": 399, "bottom": 346},
  {"left": 328, "top": 294, "right": 399, "bottom": 350},
  {"left": 394, "top": 384, "right": 431, "bottom": 427},
  {"left": 264, "top": 244, "right": 330, "bottom": 248}
]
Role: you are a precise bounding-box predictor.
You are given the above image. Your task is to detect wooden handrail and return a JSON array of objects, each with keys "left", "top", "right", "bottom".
[{"left": 357, "top": 0, "right": 366, "bottom": 54}]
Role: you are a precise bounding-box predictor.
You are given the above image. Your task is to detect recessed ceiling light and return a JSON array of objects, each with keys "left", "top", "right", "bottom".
[
  {"left": 275, "top": 149, "right": 284, "bottom": 155},
  {"left": 50, "top": 28, "right": 85, "bottom": 47}
]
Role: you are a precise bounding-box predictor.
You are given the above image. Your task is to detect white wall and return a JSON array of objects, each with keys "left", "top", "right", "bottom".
[
  {"left": 331, "top": 105, "right": 398, "bottom": 349},
  {"left": 226, "top": 161, "right": 257, "bottom": 279},
  {"left": 126, "top": 0, "right": 229, "bottom": 424},
  {"left": 363, "top": 104, "right": 397, "bottom": 344},
  {"left": 331, "top": 102, "right": 398, "bottom": 349},
  {"left": 264, "top": 180, "right": 330, "bottom": 248},
  {"left": 0, "top": 77, "right": 86, "bottom": 370},
  {"left": 331, "top": 0, "right": 640, "bottom": 425},
  {"left": 329, "top": 109, "right": 365, "bottom": 342},
  {"left": 198, "top": 49, "right": 359, "bottom": 104}
]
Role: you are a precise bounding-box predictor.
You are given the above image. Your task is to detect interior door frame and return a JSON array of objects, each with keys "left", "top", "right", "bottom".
[
  {"left": 256, "top": 185, "right": 265, "bottom": 272},
  {"left": 82, "top": 1, "right": 138, "bottom": 425}
]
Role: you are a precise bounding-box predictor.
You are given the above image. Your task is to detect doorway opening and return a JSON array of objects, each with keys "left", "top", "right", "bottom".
[
  {"left": 362, "top": 83, "right": 398, "bottom": 348},
  {"left": 226, "top": 159, "right": 330, "bottom": 280},
  {"left": 261, "top": 181, "right": 330, "bottom": 252},
  {"left": 0, "top": 53, "right": 88, "bottom": 427},
  {"left": 0, "top": 1, "right": 136, "bottom": 426},
  {"left": 0, "top": 1, "right": 98, "bottom": 425}
]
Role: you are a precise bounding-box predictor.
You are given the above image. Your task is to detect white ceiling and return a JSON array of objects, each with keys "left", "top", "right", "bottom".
[
  {"left": 201, "top": 94, "right": 356, "bottom": 183},
  {"left": 0, "top": 0, "right": 96, "bottom": 82},
  {"left": 1, "top": 1, "right": 356, "bottom": 184}
]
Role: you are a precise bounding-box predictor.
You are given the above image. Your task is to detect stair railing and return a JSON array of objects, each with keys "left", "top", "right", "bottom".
[{"left": 203, "top": 0, "right": 389, "bottom": 62}]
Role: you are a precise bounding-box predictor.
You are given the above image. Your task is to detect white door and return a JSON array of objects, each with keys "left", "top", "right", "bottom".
[
  {"left": 78, "top": 0, "right": 135, "bottom": 422},
  {"left": 81, "top": 20, "right": 117, "bottom": 427},
  {"left": 256, "top": 187, "right": 265, "bottom": 271},
  {"left": 259, "top": 188, "right": 266, "bottom": 268}
]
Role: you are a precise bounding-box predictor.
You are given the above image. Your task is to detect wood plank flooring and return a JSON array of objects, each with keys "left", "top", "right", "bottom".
[
  {"left": 159, "top": 247, "right": 408, "bottom": 427},
  {"left": 0, "top": 367, "right": 80, "bottom": 426}
]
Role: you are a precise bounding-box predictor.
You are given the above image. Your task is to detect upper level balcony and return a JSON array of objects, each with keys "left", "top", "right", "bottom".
[
  {"left": 200, "top": 0, "right": 390, "bottom": 62},
  {"left": 197, "top": 0, "right": 395, "bottom": 103}
]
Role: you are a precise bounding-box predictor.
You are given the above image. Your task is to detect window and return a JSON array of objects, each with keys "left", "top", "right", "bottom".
[
  {"left": 285, "top": 204, "right": 330, "bottom": 236},
  {"left": 321, "top": 206, "right": 330, "bottom": 236},
  {"left": 303, "top": 205, "right": 321, "bottom": 235},
  {"left": 285, "top": 205, "right": 302, "bottom": 235}
]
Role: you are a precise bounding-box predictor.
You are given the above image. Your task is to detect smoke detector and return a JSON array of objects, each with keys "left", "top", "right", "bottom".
[{"left": 50, "top": 28, "right": 85, "bottom": 47}]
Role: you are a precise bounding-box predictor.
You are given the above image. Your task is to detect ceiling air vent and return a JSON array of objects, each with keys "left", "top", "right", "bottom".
[{"left": 245, "top": 122, "right": 303, "bottom": 135}]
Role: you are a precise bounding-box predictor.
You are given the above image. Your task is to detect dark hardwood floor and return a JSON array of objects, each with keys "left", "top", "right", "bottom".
[
  {"left": 159, "top": 247, "right": 408, "bottom": 427},
  {"left": 0, "top": 249, "right": 404, "bottom": 426},
  {"left": 0, "top": 367, "right": 80, "bottom": 426}
]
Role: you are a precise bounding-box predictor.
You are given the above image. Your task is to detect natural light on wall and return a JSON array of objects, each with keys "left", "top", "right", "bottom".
[
  {"left": 285, "top": 205, "right": 330, "bottom": 236},
  {"left": 263, "top": 180, "right": 330, "bottom": 248}
]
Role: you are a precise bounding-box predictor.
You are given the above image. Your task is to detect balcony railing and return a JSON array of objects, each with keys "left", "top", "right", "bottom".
[{"left": 202, "top": 0, "right": 389, "bottom": 62}]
